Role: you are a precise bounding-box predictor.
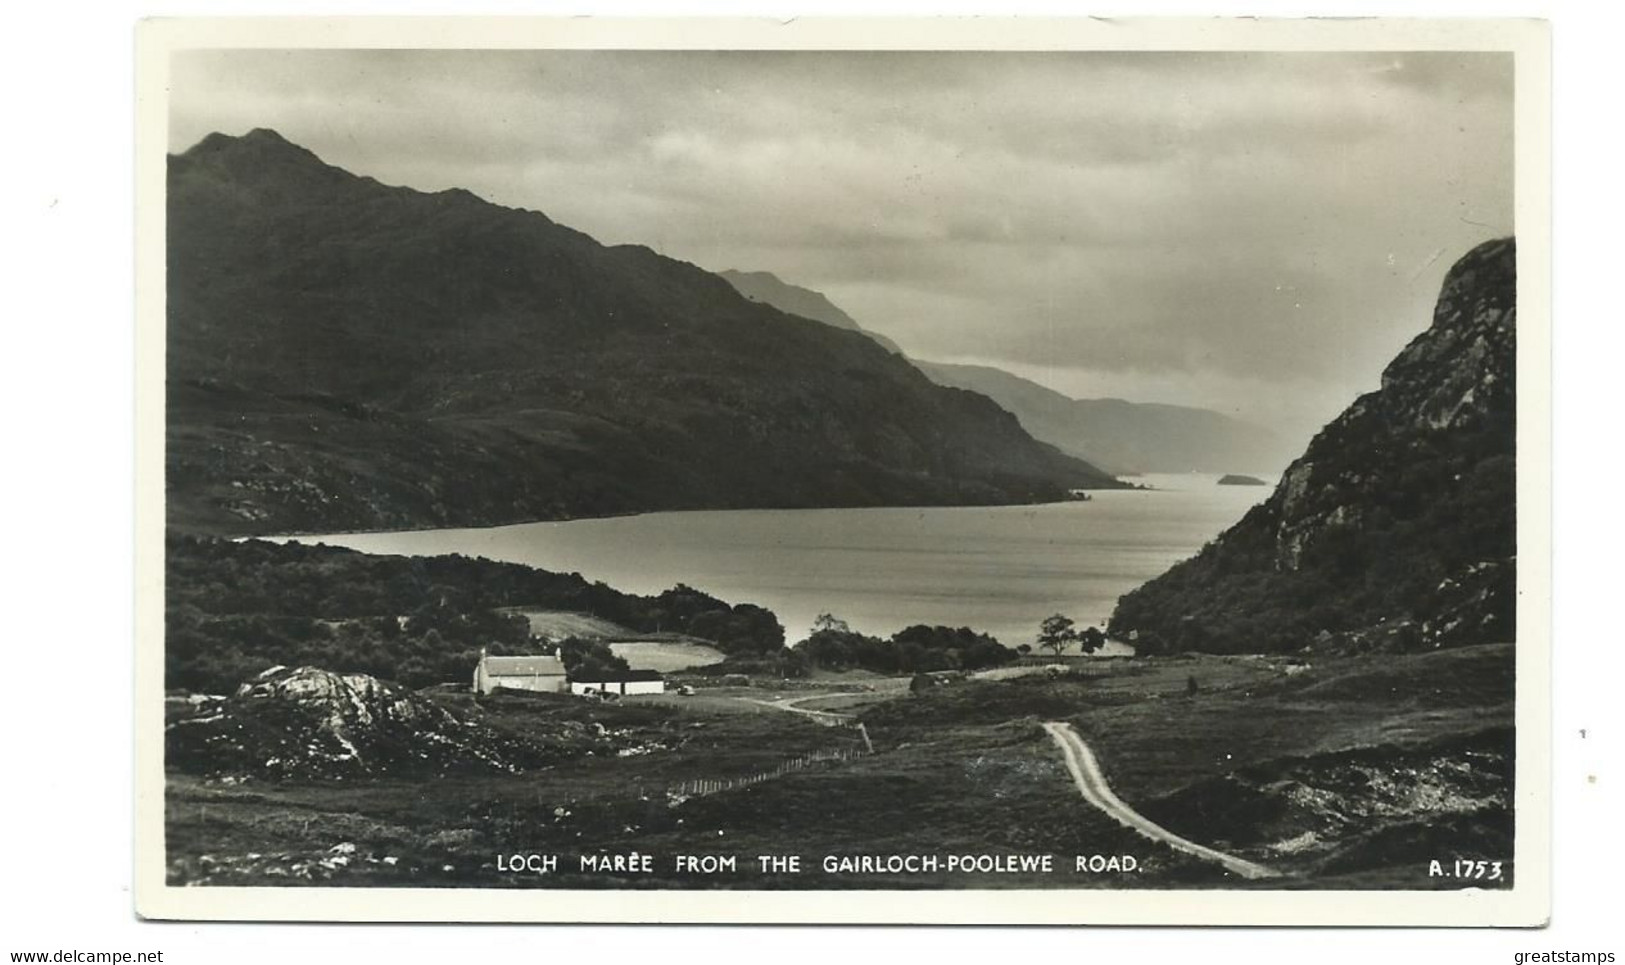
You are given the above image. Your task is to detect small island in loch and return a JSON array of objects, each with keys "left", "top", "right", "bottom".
[{"left": 1216, "top": 474, "right": 1269, "bottom": 486}]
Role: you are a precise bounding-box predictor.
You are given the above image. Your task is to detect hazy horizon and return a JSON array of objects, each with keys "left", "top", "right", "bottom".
[{"left": 170, "top": 49, "right": 1513, "bottom": 449}]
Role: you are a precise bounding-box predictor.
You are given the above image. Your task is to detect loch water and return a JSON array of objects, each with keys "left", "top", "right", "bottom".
[{"left": 282, "top": 473, "right": 1273, "bottom": 649}]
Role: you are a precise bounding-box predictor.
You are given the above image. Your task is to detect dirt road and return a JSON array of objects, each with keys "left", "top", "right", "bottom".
[
  {"left": 732, "top": 693, "right": 853, "bottom": 725},
  {"left": 1041, "top": 721, "right": 1279, "bottom": 880}
]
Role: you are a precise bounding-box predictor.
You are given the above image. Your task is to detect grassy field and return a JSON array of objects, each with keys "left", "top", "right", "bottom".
[
  {"left": 608, "top": 641, "right": 726, "bottom": 673},
  {"left": 498, "top": 608, "right": 644, "bottom": 639},
  {"left": 166, "top": 645, "right": 1514, "bottom": 890},
  {"left": 499, "top": 608, "right": 727, "bottom": 672}
]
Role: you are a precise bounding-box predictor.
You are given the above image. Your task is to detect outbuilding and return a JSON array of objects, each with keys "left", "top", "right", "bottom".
[{"left": 569, "top": 668, "right": 665, "bottom": 696}]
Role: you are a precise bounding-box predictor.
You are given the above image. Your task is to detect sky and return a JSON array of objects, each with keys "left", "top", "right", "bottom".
[{"left": 169, "top": 49, "right": 1514, "bottom": 447}]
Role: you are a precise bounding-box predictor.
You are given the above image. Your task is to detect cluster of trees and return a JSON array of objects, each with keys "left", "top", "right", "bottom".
[
  {"left": 1035, "top": 614, "right": 1106, "bottom": 657},
  {"left": 165, "top": 535, "right": 784, "bottom": 692},
  {"left": 792, "top": 615, "right": 1018, "bottom": 675},
  {"left": 166, "top": 603, "right": 533, "bottom": 693},
  {"left": 675, "top": 610, "right": 1123, "bottom": 682},
  {"left": 640, "top": 585, "right": 783, "bottom": 654},
  {"left": 556, "top": 638, "right": 631, "bottom": 680}
]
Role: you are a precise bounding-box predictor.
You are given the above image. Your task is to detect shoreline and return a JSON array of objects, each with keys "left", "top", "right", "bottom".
[
  {"left": 186, "top": 474, "right": 1269, "bottom": 654},
  {"left": 234, "top": 487, "right": 1166, "bottom": 544}
]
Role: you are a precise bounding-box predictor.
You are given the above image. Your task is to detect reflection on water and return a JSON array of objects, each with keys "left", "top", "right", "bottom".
[{"left": 279, "top": 473, "right": 1272, "bottom": 649}]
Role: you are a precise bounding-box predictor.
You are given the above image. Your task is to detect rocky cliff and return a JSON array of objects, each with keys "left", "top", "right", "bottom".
[{"left": 1109, "top": 239, "right": 1517, "bottom": 654}]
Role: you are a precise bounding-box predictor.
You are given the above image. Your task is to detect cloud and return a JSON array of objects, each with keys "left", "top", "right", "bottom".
[{"left": 169, "top": 49, "right": 1513, "bottom": 441}]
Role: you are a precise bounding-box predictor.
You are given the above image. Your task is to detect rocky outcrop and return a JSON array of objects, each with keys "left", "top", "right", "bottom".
[
  {"left": 165, "top": 665, "right": 589, "bottom": 779},
  {"left": 1139, "top": 727, "right": 1514, "bottom": 878},
  {"left": 1109, "top": 239, "right": 1516, "bottom": 654}
]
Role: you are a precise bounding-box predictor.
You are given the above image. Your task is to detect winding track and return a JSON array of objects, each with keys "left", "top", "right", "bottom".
[
  {"left": 731, "top": 693, "right": 852, "bottom": 725},
  {"left": 1041, "top": 721, "right": 1279, "bottom": 880}
]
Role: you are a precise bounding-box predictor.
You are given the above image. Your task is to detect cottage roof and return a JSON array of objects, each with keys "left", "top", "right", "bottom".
[
  {"left": 571, "top": 668, "right": 664, "bottom": 683},
  {"left": 482, "top": 654, "right": 566, "bottom": 676}
]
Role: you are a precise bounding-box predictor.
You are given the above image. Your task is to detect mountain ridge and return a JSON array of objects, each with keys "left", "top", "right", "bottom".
[
  {"left": 166, "top": 129, "right": 1121, "bottom": 536},
  {"left": 911, "top": 360, "right": 1289, "bottom": 475},
  {"left": 718, "top": 269, "right": 905, "bottom": 355},
  {"left": 704, "top": 268, "right": 1288, "bottom": 474}
]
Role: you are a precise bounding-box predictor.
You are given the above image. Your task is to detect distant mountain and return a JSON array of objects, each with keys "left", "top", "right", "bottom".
[
  {"left": 718, "top": 269, "right": 904, "bottom": 355},
  {"left": 709, "top": 269, "right": 1286, "bottom": 475},
  {"left": 1109, "top": 239, "right": 1516, "bottom": 655},
  {"left": 912, "top": 361, "right": 1289, "bottom": 475},
  {"left": 166, "top": 129, "right": 1121, "bottom": 535}
]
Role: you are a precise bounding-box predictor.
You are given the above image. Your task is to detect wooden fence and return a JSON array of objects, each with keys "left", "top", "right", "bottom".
[{"left": 667, "top": 742, "right": 869, "bottom": 801}]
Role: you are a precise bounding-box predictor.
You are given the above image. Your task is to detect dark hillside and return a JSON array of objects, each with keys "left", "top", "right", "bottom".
[
  {"left": 165, "top": 534, "right": 784, "bottom": 693},
  {"left": 167, "top": 129, "right": 1119, "bottom": 535}
]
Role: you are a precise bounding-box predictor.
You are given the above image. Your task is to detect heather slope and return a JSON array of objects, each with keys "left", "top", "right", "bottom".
[{"left": 1109, "top": 239, "right": 1516, "bottom": 654}]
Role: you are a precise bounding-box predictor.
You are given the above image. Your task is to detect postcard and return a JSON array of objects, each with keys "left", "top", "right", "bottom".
[{"left": 135, "top": 15, "right": 1551, "bottom": 925}]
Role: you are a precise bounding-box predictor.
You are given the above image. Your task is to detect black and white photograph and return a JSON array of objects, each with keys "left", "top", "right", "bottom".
[{"left": 132, "top": 16, "right": 1550, "bottom": 925}]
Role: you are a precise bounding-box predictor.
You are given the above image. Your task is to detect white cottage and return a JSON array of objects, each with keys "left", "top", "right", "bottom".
[{"left": 472, "top": 650, "right": 568, "bottom": 695}]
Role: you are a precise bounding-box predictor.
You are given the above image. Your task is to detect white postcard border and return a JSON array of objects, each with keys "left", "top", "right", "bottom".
[{"left": 134, "top": 15, "right": 1552, "bottom": 926}]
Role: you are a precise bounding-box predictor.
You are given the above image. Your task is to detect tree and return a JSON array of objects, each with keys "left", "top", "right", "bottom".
[
  {"left": 1037, "top": 614, "right": 1079, "bottom": 658},
  {"left": 558, "top": 637, "right": 630, "bottom": 679},
  {"left": 1077, "top": 626, "right": 1107, "bottom": 655},
  {"left": 890, "top": 625, "right": 1015, "bottom": 671},
  {"left": 812, "top": 613, "right": 851, "bottom": 634}
]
